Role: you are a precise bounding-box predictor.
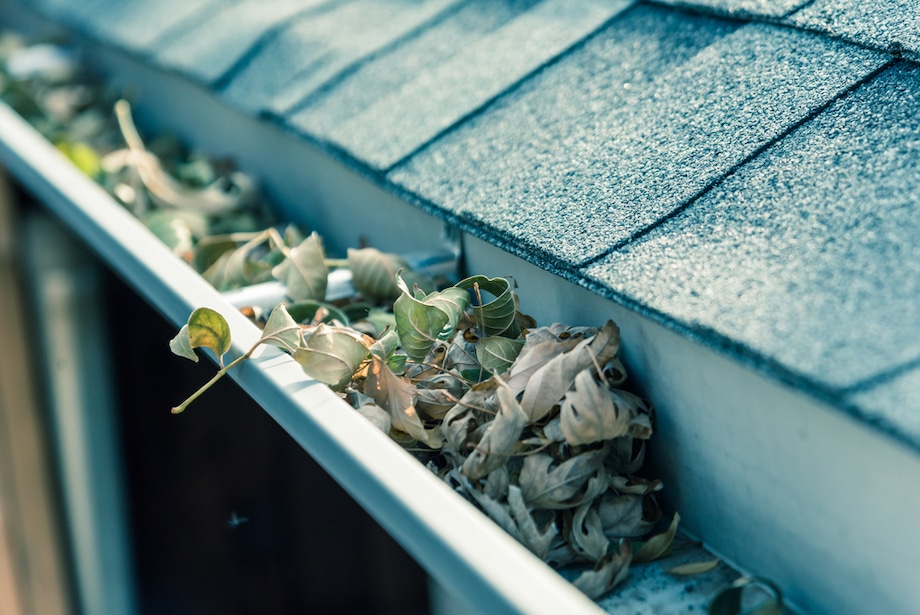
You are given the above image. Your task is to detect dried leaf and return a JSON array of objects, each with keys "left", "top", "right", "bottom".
[
  {"left": 508, "top": 486, "right": 558, "bottom": 560},
  {"left": 667, "top": 559, "right": 721, "bottom": 576},
  {"left": 455, "top": 275, "right": 518, "bottom": 337},
  {"left": 394, "top": 273, "right": 470, "bottom": 361},
  {"left": 504, "top": 330, "right": 581, "bottom": 393},
  {"left": 571, "top": 500, "right": 610, "bottom": 561},
  {"left": 292, "top": 324, "right": 369, "bottom": 390},
  {"left": 632, "top": 512, "right": 680, "bottom": 563},
  {"left": 365, "top": 356, "right": 444, "bottom": 448},
  {"left": 561, "top": 370, "right": 631, "bottom": 446},
  {"left": 572, "top": 540, "right": 632, "bottom": 600},
  {"left": 461, "top": 378, "right": 528, "bottom": 480},
  {"left": 519, "top": 321, "right": 621, "bottom": 423},
  {"left": 273, "top": 232, "right": 328, "bottom": 301},
  {"left": 415, "top": 373, "right": 467, "bottom": 420},
  {"left": 169, "top": 324, "right": 198, "bottom": 362},
  {"left": 519, "top": 445, "right": 608, "bottom": 509},
  {"left": 598, "top": 492, "right": 659, "bottom": 539}
]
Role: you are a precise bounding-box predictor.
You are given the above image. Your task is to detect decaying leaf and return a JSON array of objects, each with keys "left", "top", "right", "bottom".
[
  {"left": 258, "top": 303, "right": 302, "bottom": 353},
  {"left": 508, "top": 485, "right": 558, "bottom": 560},
  {"left": 461, "top": 378, "right": 528, "bottom": 480},
  {"left": 572, "top": 540, "right": 632, "bottom": 600},
  {"left": 598, "top": 492, "right": 659, "bottom": 539},
  {"left": 518, "top": 321, "right": 621, "bottom": 423},
  {"left": 570, "top": 499, "right": 610, "bottom": 562},
  {"left": 365, "top": 356, "right": 444, "bottom": 448},
  {"left": 667, "top": 558, "right": 721, "bottom": 576},
  {"left": 519, "top": 445, "right": 609, "bottom": 509},
  {"left": 348, "top": 247, "right": 431, "bottom": 300},
  {"left": 632, "top": 512, "right": 680, "bottom": 563},
  {"left": 560, "top": 370, "right": 631, "bottom": 446}
]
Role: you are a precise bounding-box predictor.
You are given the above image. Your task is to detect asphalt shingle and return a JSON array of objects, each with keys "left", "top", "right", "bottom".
[
  {"left": 156, "top": 0, "right": 334, "bottom": 85},
  {"left": 788, "top": 0, "right": 920, "bottom": 59},
  {"left": 287, "top": 0, "right": 633, "bottom": 170},
  {"left": 585, "top": 61, "right": 920, "bottom": 393},
  {"left": 80, "top": 0, "right": 225, "bottom": 54},
  {"left": 389, "top": 12, "right": 884, "bottom": 267},
  {"left": 219, "top": 0, "right": 461, "bottom": 117},
  {"left": 850, "top": 367, "right": 920, "bottom": 445},
  {"left": 651, "top": 0, "right": 809, "bottom": 19}
]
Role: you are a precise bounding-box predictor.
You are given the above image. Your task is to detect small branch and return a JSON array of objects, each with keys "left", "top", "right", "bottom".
[{"left": 171, "top": 350, "right": 251, "bottom": 414}]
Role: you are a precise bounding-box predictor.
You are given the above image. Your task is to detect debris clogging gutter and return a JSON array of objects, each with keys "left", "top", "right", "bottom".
[{"left": 0, "top": 99, "right": 605, "bottom": 615}]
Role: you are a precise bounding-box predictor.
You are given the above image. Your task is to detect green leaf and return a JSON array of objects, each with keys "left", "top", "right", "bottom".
[
  {"left": 456, "top": 275, "right": 518, "bottom": 337},
  {"left": 632, "top": 512, "right": 680, "bottom": 563},
  {"left": 186, "top": 307, "right": 232, "bottom": 366},
  {"left": 169, "top": 324, "right": 198, "bottom": 362},
  {"left": 258, "top": 304, "right": 302, "bottom": 353},
  {"left": 476, "top": 336, "right": 524, "bottom": 375},
  {"left": 273, "top": 232, "right": 328, "bottom": 301},
  {"left": 369, "top": 329, "right": 399, "bottom": 363},
  {"left": 394, "top": 272, "right": 469, "bottom": 361},
  {"left": 292, "top": 324, "right": 369, "bottom": 390}
]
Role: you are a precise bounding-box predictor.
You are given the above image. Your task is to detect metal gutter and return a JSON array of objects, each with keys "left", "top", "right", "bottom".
[{"left": 0, "top": 100, "right": 605, "bottom": 614}]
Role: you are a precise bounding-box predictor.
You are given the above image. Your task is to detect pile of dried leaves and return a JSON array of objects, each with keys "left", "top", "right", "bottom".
[
  {"left": 170, "top": 267, "right": 677, "bottom": 599},
  {"left": 3, "top": 33, "right": 686, "bottom": 602}
]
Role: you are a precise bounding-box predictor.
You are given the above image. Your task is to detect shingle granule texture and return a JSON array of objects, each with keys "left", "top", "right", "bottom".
[
  {"left": 850, "top": 367, "right": 920, "bottom": 445},
  {"left": 650, "top": 0, "right": 810, "bottom": 19},
  {"left": 219, "top": 0, "right": 460, "bottom": 116},
  {"left": 788, "top": 0, "right": 920, "bottom": 59},
  {"left": 389, "top": 13, "right": 886, "bottom": 266},
  {"left": 287, "top": 0, "right": 632, "bottom": 170},
  {"left": 156, "top": 0, "right": 333, "bottom": 85},
  {"left": 80, "top": 0, "right": 224, "bottom": 54},
  {"left": 585, "top": 62, "right": 920, "bottom": 392}
]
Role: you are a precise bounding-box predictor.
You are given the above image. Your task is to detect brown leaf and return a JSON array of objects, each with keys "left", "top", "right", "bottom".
[
  {"left": 461, "top": 377, "right": 528, "bottom": 480},
  {"left": 572, "top": 540, "right": 632, "bottom": 600},
  {"left": 570, "top": 500, "right": 609, "bottom": 561},
  {"left": 365, "top": 357, "right": 444, "bottom": 449},
  {"left": 598, "top": 492, "right": 660, "bottom": 539},
  {"left": 519, "top": 445, "right": 609, "bottom": 509},
  {"left": 666, "top": 558, "right": 721, "bottom": 576},
  {"left": 632, "top": 512, "right": 680, "bottom": 563},
  {"left": 518, "top": 321, "right": 621, "bottom": 423},
  {"left": 507, "top": 485, "right": 558, "bottom": 560},
  {"left": 560, "top": 370, "right": 631, "bottom": 446}
]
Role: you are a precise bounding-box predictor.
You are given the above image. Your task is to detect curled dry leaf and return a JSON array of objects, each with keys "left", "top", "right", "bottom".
[
  {"left": 598, "top": 492, "right": 660, "bottom": 540},
  {"left": 632, "top": 512, "right": 680, "bottom": 563},
  {"left": 461, "top": 377, "right": 528, "bottom": 480},
  {"left": 169, "top": 307, "right": 232, "bottom": 366},
  {"left": 257, "top": 303, "right": 302, "bottom": 353},
  {"left": 571, "top": 499, "right": 610, "bottom": 562},
  {"left": 667, "top": 558, "right": 721, "bottom": 576},
  {"left": 455, "top": 275, "right": 518, "bottom": 337},
  {"left": 365, "top": 356, "right": 444, "bottom": 449},
  {"left": 507, "top": 485, "right": 558, "bottom": 560},
  {"left": 560, "top": 370, "right": 631, "bottom": 446},
  {"left": 394, "top": 273, "right": 470, "bottom": 361},
  {"left": 519, "top": 445, "right": 609, "bottom": 509},
  {"left": 518, "top": 321, "right": 621, "bottom": 423},
  {"left": 415, "top": 373, "right": 467, "bottom": 420},
  {"left": 572, "top": 540, "right": 632, "bottom": 600}
]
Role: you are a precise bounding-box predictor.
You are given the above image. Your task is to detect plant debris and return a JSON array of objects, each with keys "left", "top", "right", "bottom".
[{"left": 0, "top": 32, "right": 776, "bottom": 610}]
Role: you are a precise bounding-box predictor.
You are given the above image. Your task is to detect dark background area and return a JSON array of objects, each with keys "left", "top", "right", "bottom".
[{"left": 104, "top": 269, "right": 430, "bottom": 615}]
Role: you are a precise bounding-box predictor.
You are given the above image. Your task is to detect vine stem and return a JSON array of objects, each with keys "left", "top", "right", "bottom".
[{"left": 171, "top": 349, "right": 253, "bottom": 414}]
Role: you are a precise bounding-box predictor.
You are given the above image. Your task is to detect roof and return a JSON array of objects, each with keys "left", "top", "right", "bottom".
[{"left": 22, "top": 0, "right": 920, "bottom": 449}]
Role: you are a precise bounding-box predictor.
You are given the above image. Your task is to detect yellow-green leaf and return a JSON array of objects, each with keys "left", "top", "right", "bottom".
[
  {"left": 667, "top": 559, "right": 721, "bottom": 576},
  {"left": 632, "top": 512, "right": 680, "bottom": 563},
  {"left": 186, "top": 307, "right": 231, "bottom": 365}
]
